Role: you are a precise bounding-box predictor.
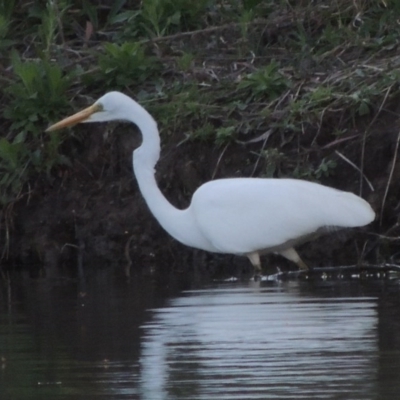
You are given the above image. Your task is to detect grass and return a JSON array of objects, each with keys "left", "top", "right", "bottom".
[{"left": 1, "top": 0, "right": 400, "bottom": 262}]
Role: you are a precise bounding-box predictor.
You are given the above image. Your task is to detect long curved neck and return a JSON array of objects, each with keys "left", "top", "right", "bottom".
[
  {"left": 131, "top": 107, "right": 214, "bottom": 250},
  {"left": 132, "top": 112, "right": 179, "bottom": 227}
]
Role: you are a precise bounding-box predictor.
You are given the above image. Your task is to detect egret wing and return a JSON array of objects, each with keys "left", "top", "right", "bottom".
[{"left": 190, "top": 178, "right": 374, "bottom": 255}]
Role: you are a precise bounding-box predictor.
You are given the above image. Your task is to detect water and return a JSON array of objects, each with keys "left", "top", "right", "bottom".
[{"left": 1, "top": 270, "right": 400, "bottom": 400}]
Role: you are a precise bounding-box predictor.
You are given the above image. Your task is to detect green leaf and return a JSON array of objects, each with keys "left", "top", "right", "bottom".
[
  {"left": 0, "top": 138, "right": 17, "bottom": 168},
  {"left": 358, "top": 101, "right": 370, "bottom": 116}
]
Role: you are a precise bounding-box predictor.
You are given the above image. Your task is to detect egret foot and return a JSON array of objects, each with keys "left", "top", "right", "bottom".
[
  {"left": 247, "top": 251, "right": 262, "bottom": 279},
  {"left": 278, "top": 248, "right": 309, "bottom": 271},
  {"left": 296, "top": 258, "right": 310, "bottom": 271}
]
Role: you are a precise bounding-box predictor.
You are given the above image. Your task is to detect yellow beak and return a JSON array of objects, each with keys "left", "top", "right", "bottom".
[{"left": 46, "top": 103, "right": 101, "bottom": 132}]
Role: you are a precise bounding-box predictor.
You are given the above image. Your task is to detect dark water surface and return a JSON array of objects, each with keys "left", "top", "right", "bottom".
[{"left": 1, "top": 270, "right": 400, "bottom": 400}]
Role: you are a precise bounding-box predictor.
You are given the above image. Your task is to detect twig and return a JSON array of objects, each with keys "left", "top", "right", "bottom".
[
  {"left": 380, "top": 128, "right": 400, "bottom": 225},
  {"left": 140, "top": 19, "right": 268, "bottom": 44},
  {"left": 251, "top": 130, "right": 273, "bottom": 177},
  {"left": 360, "top": 84, "right": 392, "bottom": 195},
  {"left": 335, "top": 150, "right": 374, "bottom": 191},
  {"left": 311, "top": 106, "right": 327, "bottom": 146},
  {"left": 124, "top": 234, "right": 135, "bottom": 278},
  {"left": 211, "top": 143, "right": 229, "bottom": 180},
  {"left": 320, "top": 134, "right": 359, "bottom": 149},
  {"left": 53, "top": 0, "right": 66, "bottom": 46},
  {"left": 373, "top": 234, "right": 400, "bottom": 241}
]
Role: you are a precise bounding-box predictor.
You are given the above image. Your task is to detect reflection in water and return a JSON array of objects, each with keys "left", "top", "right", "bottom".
[
  {"left": 140, "top": 286, "right": 378, "bottom": 400},
  {"left": 1, "top": 272, "right": 400, "bottom": 399}
]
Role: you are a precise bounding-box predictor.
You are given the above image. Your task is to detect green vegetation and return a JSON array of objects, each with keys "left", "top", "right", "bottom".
[
  {"left": 1, "top": 54, "right": 71, "bottom": 205},
  {"left": 1, "top": 0, "right": 400, "bottom": 262},
  {"left": 238, "top": 61, "right": 291, "bottom": 101},
  {"left": 94, "top": 41, "right": 161, "bottom": 89}
]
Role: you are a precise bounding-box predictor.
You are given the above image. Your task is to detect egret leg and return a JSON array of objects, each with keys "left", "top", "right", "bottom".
[
  {"left": 279, "top": 248, "right": 309, "bottom": 270},
  {"left": 247, "top": 251, "right": 262, "bottom": 275}
]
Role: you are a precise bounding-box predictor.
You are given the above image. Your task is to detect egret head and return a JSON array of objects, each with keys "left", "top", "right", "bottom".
[{"left": 46, "top": 91, "right": 136, "bottom": 131}]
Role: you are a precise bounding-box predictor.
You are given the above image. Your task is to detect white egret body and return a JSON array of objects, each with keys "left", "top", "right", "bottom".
[{"left": 47, "top": 92, "right": 375, "bottom": 271}]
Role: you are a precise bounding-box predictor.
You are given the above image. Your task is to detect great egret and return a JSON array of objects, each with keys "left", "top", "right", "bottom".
[{"left": 46, "top": 92, "right": 375, "bottom": 272}]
